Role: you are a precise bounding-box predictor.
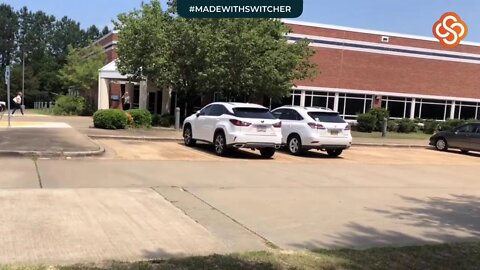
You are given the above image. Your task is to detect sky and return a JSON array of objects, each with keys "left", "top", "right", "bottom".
[{"left": 2, "top": 0, "right": 480, "bottom": 42}]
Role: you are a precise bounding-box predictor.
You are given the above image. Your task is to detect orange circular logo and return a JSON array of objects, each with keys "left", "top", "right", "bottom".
[{"left": 433, "top": 12, "right": 468, "bottom": 48}]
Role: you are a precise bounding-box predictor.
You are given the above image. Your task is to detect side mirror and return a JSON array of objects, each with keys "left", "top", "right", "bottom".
[{"left": 196, "top": 110, "right": 201, "bottom": 117}]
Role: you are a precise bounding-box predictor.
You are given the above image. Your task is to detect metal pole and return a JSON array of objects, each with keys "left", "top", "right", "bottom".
[
  {"left": 382, "top": 117, "right": 387, "bottom": 137},
  {"left": 6, "top": 66, "right": 11, "bottom": 127},
  {"left": 22, "top": 52, "right": 25, "bottom": 106},
  {"left": 175, "top": 107, "right": 180, "bottom": 130}
]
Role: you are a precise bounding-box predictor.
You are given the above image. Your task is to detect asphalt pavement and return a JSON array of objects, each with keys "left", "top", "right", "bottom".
[{"left": 0, "top": 145, "right": 479, "bottom": 264}]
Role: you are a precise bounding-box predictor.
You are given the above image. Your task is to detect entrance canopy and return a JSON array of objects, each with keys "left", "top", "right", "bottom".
[{"left": 99, "top": 60, "right": 129, "bottom": 80}]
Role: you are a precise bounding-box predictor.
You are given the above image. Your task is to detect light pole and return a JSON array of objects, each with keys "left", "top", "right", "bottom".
[
  {"left": 22, "top": 51, "right": 25, "bottom": 107},
  {"left": 5, "top": 65, "right": 11, "bottom": 127}
]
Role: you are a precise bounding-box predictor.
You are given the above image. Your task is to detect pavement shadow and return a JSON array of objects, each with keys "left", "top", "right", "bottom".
[
  {"left": 178, "top": 142, "right": 275, "bottom": 160},
  {"left": 290, "top": 194, "right": 480, "bottom": 250},
  {"left": 279, "top": 149, "right": 345, "bottom": 160},
  {"left": 427, "top": 147, "right": 480, "bottom": 158}
]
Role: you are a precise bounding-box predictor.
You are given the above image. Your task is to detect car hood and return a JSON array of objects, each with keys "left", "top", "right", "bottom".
[{"left": 430, "top": 131, "right": 451, "bottom": 138}]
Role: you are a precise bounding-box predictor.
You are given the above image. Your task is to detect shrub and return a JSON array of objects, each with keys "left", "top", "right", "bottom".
[
  {"left": 53, "top": 95, "right": 85, "bottom": 116},
  {"left": 387, "top": 119, "right": 399, "bottom": 132},
  {"left": 152, "top": 114, "right": 161, "bottom": 126},
  {"left": 423, "top": 119, "right": 440, "bottom": 134},
  {"left": 367, "top": 108, "right": 390, "bottom": 131},
  {"left": 153, "top": 114, "right": 175, "bottom": 127},
  {"left": 356, "top": 113, "right": 377, "bottom": 133},
  {"left": 125, "top": 112, "right": 134, "bottom": 126},
  {"left": 93, "top": 109, "right": 128, "bottom": 129},
  {"left": 396, "top": 118, "right": 417, "bottom": 133},
  {"left": 438, "top": 119, "right": 467, "bottom": 131},
  {"left": 126, "top": 109, "right": 152, "bottom": 128}
]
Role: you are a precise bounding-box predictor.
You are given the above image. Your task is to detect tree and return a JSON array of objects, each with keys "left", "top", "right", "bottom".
[
  {"left": 84, "top": 25, "right": 100, "bottom": 42},
  {"left": 0, "top": 4, "right": 18, "bottom": 68},
  {"left": 101, "top": 26, "right": 110, "bottom": 36},
  {"left": 58, "top": 44, "right": 106, "bottom": 92},
  {"left": 115, "top": 0, "right": 316, "bottom": 111}
]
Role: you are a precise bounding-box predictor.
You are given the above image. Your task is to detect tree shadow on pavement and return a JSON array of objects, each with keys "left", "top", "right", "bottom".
[
  {"left": 290, "top": 194, "right": 480, "bottom": 250},
  {"left": 368, "top": 194, "right": 480, "bottom": 238}
]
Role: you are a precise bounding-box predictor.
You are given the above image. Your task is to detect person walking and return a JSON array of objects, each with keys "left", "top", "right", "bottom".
[
  {"left": 11, "top": 92, "right": 24, "bottom": 116},
  {"left": 122, "top": 91, "right": 131, "bottom": 110}
]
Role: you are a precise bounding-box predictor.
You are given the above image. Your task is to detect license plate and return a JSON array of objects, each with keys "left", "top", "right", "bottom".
[
  {"left": 256, "top": 125, "right": 267, "bottom": 132},
  {"left": 330, "top": 129, "right": 340, "bottom": 135}
]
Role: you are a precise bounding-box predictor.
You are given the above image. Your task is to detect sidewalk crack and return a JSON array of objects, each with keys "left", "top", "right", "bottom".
[
  {"left": 180, "top": 187, "right": 279, "bottom": 249},
  {"left": 33, "top": 158, "right": 43, "bottom": 189}
]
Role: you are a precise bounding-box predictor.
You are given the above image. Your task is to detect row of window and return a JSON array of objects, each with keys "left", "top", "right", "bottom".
[{"left": 285, "top": 90, "right": 480, "bottom": 120}]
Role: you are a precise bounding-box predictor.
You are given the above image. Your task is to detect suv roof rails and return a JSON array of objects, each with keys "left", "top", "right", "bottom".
[{"left": 307, "top": 106, "right": 334, "bottom": 111}]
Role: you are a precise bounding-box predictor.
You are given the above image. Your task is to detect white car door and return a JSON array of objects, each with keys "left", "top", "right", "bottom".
[
  {"left": 203, "top": 104, "right": 225, "bottom": 142},
  {"left": 193, "top": 105, "right": 211, "bottom": 141},
  {"left": 280, "top": 109, "right": 300, "bottom": 143}
]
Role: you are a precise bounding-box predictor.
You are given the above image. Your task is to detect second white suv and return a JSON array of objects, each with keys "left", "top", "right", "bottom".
[
  {"left": 271, "top": 106, "right": 352, "bottom": 157},
  {"left": 183, "top": 102, "right": 282, "bottom": 158}
]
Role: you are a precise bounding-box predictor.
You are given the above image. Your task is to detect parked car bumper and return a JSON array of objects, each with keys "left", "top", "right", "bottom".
[
  {"left": 303, "top": 136, "right": 352, "bottom": 150},
  {"left": 227, "top": 133, "right": 282, "bottom": 148}
]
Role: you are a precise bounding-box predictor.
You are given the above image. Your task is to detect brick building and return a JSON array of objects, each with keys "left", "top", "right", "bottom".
[{"left": 96, "top": 20, "right": 480, "bottom": 120}]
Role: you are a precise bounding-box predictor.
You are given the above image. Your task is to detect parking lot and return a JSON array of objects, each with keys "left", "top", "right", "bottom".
[
  {"left": 95, "top": 139, "right": 480, "bottom": 165},
  {"left": 1, "top": 140, "right": 479, "bottom": 262}
]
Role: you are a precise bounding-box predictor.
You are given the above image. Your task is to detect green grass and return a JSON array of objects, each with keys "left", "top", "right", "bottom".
[
  {"left": 3, "top": 242, "right": 480, "bottom": 270},
  {"left": 352, "top": 131, "right": 431, "bottom": 140}
]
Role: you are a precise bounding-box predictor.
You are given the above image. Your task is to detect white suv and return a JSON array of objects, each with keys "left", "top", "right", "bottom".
[
  {"left": 271, "top": 106, "right": 352, "bottom": 157},
  {"left": 183, "top": 102, "right": 282, "bottom": 158}
]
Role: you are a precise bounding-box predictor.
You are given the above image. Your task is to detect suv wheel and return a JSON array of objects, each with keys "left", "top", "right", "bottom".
[
  {"left": 435, "top": 138, "right": 448, "bottom": 151},
  {"left": 183, "top": 125, "right": 196, "bottom": 146},
  {"left": 260, "top": 148, "right": 276, "bottom": 159},
  {"left": 327, "top": 149, "right": 343, "bottom": 157},
  {"left": 214, "top": 132, "right": 229, "bottom": 156},
  {"left": 287, "top": 135, "right": 303, "bottom": 155}
]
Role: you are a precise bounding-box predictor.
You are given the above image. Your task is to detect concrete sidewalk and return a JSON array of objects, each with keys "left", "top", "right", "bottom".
[
  {"left": 0, "top": 126, "right": 103, "bottom": 157},
  {"left": 0, "top": 189, "right": 226, "bottom": 264}
]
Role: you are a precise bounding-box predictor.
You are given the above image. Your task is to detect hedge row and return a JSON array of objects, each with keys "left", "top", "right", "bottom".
[
  {"left": 356, "top": 111, "right": 477, "bottom": 134},
  {"left": 93, "top": 109, "right": 152, "bottom": 129}
]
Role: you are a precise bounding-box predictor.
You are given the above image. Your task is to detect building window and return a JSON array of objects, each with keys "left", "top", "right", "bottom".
[
  {"left": 305, "top": 95, "right": 312, "bottom": 107},
  {"left": 338, "top": 94, "right": 372, "bottom": 118},
  {"left": 344, "top": 98, "right": 365, "bottom": 116},
  {"left": 421, "top": 103, "right": 446, "bottom": 120},
  {"left": 312, "top": 96, "right": 327, "bottom": 107},
  {"left": 293, "top": 94, "right": 301, "bottom": 106},
  {"left": 382, "top": 96, "right": 411, "bottom": 118},
  {"left": 458, "top": 102, "right": 477, "bottom": 120}
]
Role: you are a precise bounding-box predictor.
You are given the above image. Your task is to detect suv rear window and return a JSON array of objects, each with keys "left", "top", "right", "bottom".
[
  {"left": 308, "top": 112, "right": 345, "bottom": 123},
  {"left": 233, "top": 108, "right": 275, "bottom": 119}
]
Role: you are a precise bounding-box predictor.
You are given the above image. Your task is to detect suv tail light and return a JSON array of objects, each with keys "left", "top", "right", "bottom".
[
  {"left": 308, "top": 122, "right": 326, "bottom": 130},
  {"left": 344, "top": 124, "right": 351, "bottom": 131},
  {"left": 273, "top": 122, "right": 282, "bottom": 128},
  {"left": 230, "top": 119, "right": 251, "bottom": 127}
]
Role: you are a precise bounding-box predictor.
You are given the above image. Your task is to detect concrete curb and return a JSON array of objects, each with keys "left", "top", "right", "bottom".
[
  {"left": 88, "top": 134, "right": 183, "bottom": 142},
  {"left": 352, "top": 143, "right": 427, "bottom": 149},
  {"left": 88, "top": 135, "right": 428, "bottom": 149},
  {"left": 0, "top": 146, "right": 106, "bottom": 158}
]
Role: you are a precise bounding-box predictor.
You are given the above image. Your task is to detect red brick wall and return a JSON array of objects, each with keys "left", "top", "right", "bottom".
[
  {"left": 96, "top": 32, "right": 118, "bottom": 63},
  {"left": 287, "top": 23, "right": 480, "bottom": 54},
  {"left": 109, "top": 83, "right": 122, "bottom": 109},
  {"left": 287, "top": 23, "right": 480, "bottom": 100},
  {"left": 297, "top": 47, "right": 480, "bottom": 99},
  {"left": 105, "top": 50, "right": 118, "bottom": 63}
]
